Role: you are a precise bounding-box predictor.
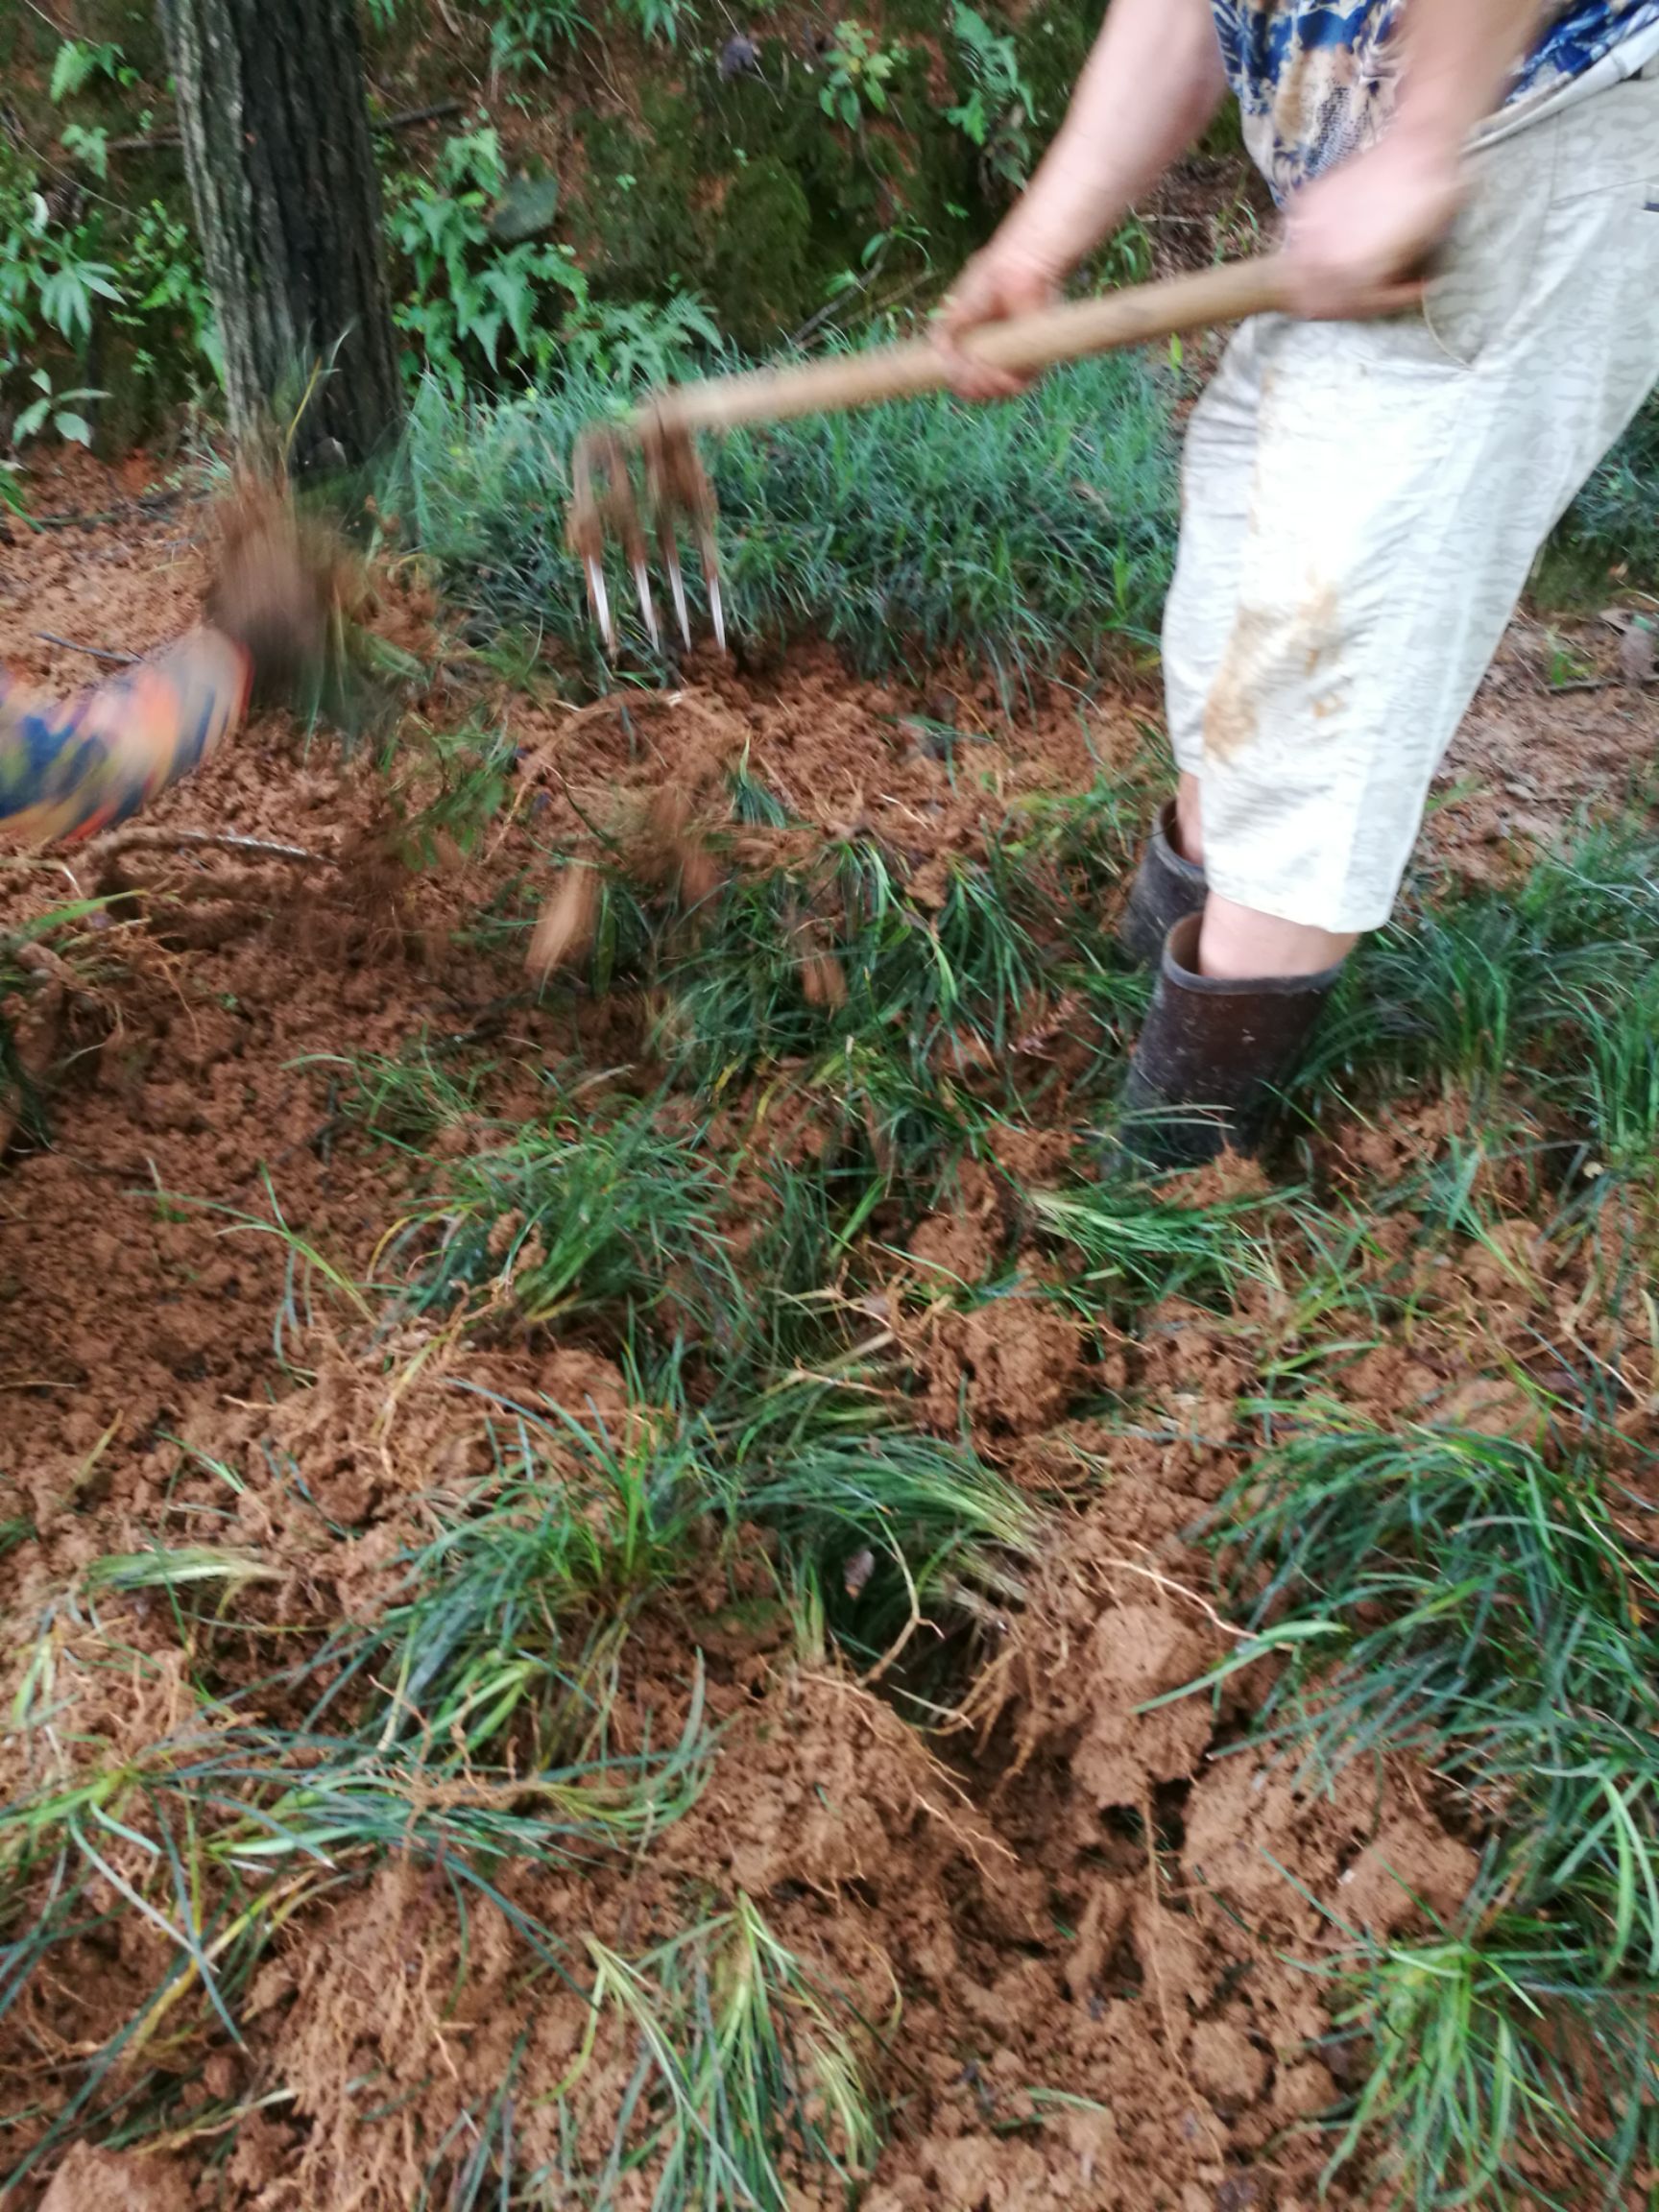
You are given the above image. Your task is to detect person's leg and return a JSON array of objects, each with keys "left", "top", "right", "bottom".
[
  {"left": 1198, "top": 897, "right": 1355, "bottom": 980},
  {"left": 1128, "top": 64, "right": 1659, "bottom": 1157},
  {"left": 1174, "top": 771, "right": 1204, "bottom": 868},
  {"left": 1120, "top": 323, "right": 1265, "bottom": 961},
  {"left": 1161, "top": 319, "right": 1267, "bottom": 793}
]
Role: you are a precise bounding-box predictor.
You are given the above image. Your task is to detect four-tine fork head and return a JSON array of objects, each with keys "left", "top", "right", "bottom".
[{"left": 566, "top": 407, "right": 724, "bottom": 658}]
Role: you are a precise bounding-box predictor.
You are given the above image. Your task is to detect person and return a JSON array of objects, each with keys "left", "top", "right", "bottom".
[
  {"left": 936, "top": 0, "right": 1659, "bottom": 1161},
  {"left": 0, "top": 501, "right": 326, "bottom": 845}
]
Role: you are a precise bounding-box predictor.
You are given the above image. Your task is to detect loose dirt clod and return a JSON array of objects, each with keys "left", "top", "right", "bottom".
[
  {"left": 527, "top": 856, "right": 599, "bottom": 974},
  {"left": 38, "top": 2147, "right": 192, "bottom": 2212}
]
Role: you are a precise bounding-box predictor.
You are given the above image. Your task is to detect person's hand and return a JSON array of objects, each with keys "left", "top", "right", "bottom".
[
  {"left": 205, "top": 492, "right": 334, "bottom": 704},
  {"left": 1281, "top": 127, "right": 1465, "bottom": 320},
  {"left": 933, "top": 239, "right": 1066, "bottom": 400}
]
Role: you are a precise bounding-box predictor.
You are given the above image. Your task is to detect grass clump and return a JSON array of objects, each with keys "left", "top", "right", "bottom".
[
  {"left": 0, "top": 1573, "right": 711, "bottom": 2191},
  {"left": 569, "top": 1894, "right": 881, "bottom": 2208},
  {"left": 396, "top": 1090, "right": 739, "bottom": 1333},
  {"left": 1030, "top": 1176, "right": 1285, "bottom": 1311},
  {"left": 1222, "top": 1416, "right": 1659, "bottom": 2207},
  {"left": 1330, "top": 1925, "right": 1659, "bottom": 2212},
  {"left": 1306, "top": 828, "right": 1659, "bottom": 1111},
  {"left": 390, "top": 341, "right": 1179, "bottom": 695},
  {"left": 517, "top": 776, "right": 1148, "bottom": 1228},
  {"left": 0, "top": 898, "right": 115, "bottom": 1143},
  {"left": 0, "top": 1326, "right": 1026, "bottom": 2192}
]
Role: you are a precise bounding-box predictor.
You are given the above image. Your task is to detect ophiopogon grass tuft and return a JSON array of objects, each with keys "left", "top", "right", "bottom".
[
  {"left": 0, "top": 1314, "right": 1029, "bottom": 2196},
  {"left": 565, "top": 1890, "right": 883, "bottom": 2209},
  {"left": 389, "top": 1086, "right": 740, "bottom": 1335},
  {"left": 388, "top": 341, "right": 1180, "bottom": 699},
  {"left": 1301, "top": 828, "right": 1659, "bottom": 1109},
  {"left": 350, "top": 771, "right": 1153, "bottom": 1376},
  {"left": 0, "top": 896, "right": 122, "bottom": 1144},
  {"left": 397, "top": 1891, "right": 881, "bottom": 2211},
  {"left": 623, "top": 799, "right": 1125, "bottom": 1096},
  {"left": 1212, "top": 1414, "right": 1659, "bottom": 2207},
  {"left": 0, "top": 1564, "right": 711, "bottom": 2193},
  {"left": 1321, "top": 1918, "right": 1659, "bottom": 2212},
  {"left": 1029, "top": 1173, "right": 1289, "bottom": 1314}
]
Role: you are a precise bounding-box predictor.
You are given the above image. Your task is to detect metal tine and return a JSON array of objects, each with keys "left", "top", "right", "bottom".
[
  {"left": 661, "top": 524, "right": 692, "bottom": 652},
  {"left": 631, "top": 558, "right": 661, "bottom": 652},
  {"left": 567, "top": 426, "right": 617, "bottom": 654},
  {"left": 601, "top": 428, "right": 661, "bottom": 652},
  {"left": 586, "top": 558, "right": 613, "bottom": 653},
  {"left": 694, "top": 521, "right": 725, "bottom": 654},
  {"left": 571, "top": 406, "right": 731, "bottom": 657}
]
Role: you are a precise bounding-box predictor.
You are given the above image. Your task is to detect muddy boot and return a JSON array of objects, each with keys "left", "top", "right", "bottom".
[
  {"left": 1118, "top": 914, "right": 1344, "bottom": 1167},
  {"left": 1118, "top": 799, "right": 1207, "bottom": 968}
]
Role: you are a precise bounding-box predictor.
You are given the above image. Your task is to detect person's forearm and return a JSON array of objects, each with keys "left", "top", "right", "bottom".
[
  {"left": 0, "top": 630, "right": 251, "bottom": 846},
  {"left": 1390, "top": 0, "right": 1548, "bottom": 152},
  {"left": 998, "top": 0, "right": 1227, "bottom": 275}
]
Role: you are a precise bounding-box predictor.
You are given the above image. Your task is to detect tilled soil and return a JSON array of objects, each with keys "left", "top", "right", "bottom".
[{"left": 3, "top": 457, "right": 1654, "bottom": 2210}]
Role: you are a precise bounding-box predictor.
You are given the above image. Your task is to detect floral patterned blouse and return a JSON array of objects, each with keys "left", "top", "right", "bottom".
[{"left": 1211, "top": 0, "right": 1659, "bottom": 196}]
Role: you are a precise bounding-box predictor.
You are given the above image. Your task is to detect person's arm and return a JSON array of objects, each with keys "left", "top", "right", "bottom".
[
  {"left": 0, "top": 502, "right": 326, "bottom": 847},
  {"left": 935, "top": 0, "right": 1227, "bottom": 397},
  {"left": 1282, "top": 0, "right": 1548, "bottom": 316},
  {"left": 0, "top": 632, "right": 252, "bottom": 846}
]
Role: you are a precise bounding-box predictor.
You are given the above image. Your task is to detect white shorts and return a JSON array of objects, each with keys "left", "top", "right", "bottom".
[{"left": 1162, "top": 60, "right": 1659, "bottom": 933}]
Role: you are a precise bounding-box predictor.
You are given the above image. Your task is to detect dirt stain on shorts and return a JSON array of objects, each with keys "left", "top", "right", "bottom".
[{"left": 1204, "top": 580, "right": 1341, "bottom": 763}]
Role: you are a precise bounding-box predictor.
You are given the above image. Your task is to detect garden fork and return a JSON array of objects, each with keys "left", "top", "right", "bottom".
[{"left": 565, "top": 252, "right": 1333, "bottom": 657}]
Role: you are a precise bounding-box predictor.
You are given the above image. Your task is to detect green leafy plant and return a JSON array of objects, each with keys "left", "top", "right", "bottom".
[
  {"left": 0, "top": 170, "right": 119, "bottom": 446},
  {"left": 387, "top": 124, "right": 585, "bottom": 393},
  {"left": 562, "top": 290, "right": 721, "bottom": 386},
  {"left": 10, "top": 367, "right": 103, "bottom": 446},
  {"left": 0, "top": 46, "right": 217, "bottom": 432},
  {"left": 0, "top": 195, "right": 119, "bottom": 360},
  {"left": 112, "top": 200, "right": 221, "bottom": 395},
  {"left": 482, "top": 0, "right": 588, "bottom": 74},
  {"left": 58, "top": 122, "right": 111, "bottom": 181},
  {"left": 613, "top": 0, "right": 698, "bottom": 40},
  {"left": 48, "top": 37, "right": 136, "bottom": 104},
  {"left": 819, "top": 20, "right": 902, "bottom": 130},
  {"left": 948, "top": 3, "right": 1036, "bottom": 189}
]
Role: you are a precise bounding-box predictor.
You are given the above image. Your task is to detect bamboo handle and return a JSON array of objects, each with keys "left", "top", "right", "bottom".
[{"left": 641, "top": 255, "right": 1294, "bottom": 437}]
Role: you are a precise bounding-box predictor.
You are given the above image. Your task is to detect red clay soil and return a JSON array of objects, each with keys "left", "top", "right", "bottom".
[{"left": 1, "top": 454, "right": 1651, "bottom": 2210}]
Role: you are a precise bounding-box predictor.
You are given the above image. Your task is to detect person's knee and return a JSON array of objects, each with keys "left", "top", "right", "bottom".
[{"left": 1196, "top": 890, "right": 1358, "bottom": 981}]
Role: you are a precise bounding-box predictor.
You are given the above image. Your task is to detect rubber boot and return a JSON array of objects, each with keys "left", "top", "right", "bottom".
[
  {"left": 1118, "top": 914, "right": 1344, "bottom": 1166},
  {"left": 1118, "top": 799, "right": 1207, "bottom": 968}
]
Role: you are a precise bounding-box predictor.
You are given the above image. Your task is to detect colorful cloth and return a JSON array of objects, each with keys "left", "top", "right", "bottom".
[
  {"left": 0, "top": 630, "right": 251, "bottom": 846},
  {"left": 1211, "top": 0, "right": 1659, "bottom": 196}
]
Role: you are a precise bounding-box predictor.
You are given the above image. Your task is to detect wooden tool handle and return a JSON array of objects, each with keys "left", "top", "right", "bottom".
[{"left": 643, "top": 256, "right": 1294, "bottom": 437}]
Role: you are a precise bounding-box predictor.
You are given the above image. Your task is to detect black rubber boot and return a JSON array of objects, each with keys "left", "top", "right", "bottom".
[
  {"left": 1118, "top": 914, "right": 1344, "bottom": 1167},
  {"left": 1118, "top": 799, "right": 1207, "bottom": 968}
]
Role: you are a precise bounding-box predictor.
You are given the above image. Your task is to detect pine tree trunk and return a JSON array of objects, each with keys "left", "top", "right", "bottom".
[{"left": 159, "top": 0, "right": 403, "bottom": 466}]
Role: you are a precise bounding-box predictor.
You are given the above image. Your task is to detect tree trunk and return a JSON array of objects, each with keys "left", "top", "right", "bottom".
[{"left": 159, "top": 0, "right": 403, "bottom": 467}]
